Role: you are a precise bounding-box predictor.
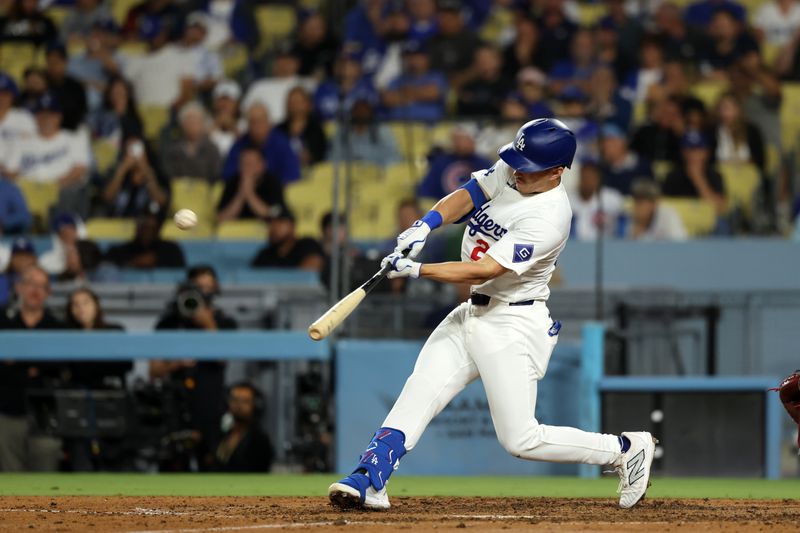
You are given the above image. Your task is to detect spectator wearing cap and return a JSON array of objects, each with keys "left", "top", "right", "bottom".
[
  {"left": 568, "top": 161, "right": 625, "bottom": 241},
  {"left": 242, "top": 44, "right": 315, "bottom": 126},
  {"left": 105, "top": 212, "right": 185, "bottom": 269},
  {"left": 89, "top": 75, "right": 144, "bottom": 143},
  {"left": 599, "top": 123, "right": 653, "bottom": 196},
  {"left": 416, "top": 123, "right": 491, "bottom": 200},
  {"left": 121, "top": 16, "right": 194, "bottom": 108},
  {"left": 585, "top": 67, "right": 631, "bottom": 131},
  {"left": 162, "top": 101, "right": 221, "bottom": 183},
  {"left": 177, "top": 12, "right": 223, "bottom": 94},
  {"left": 755, "top": 0, "right": 800, "bottom": 47},
  {"left": 407, "top": 0, "right": 439, "bottom": 42},
  {"left": 535, "top": 0, "right": 578, "bottom": 72},
  {"left": 620, "top": 35, "right": 665, "bottom": 105},
  {"left": 195, "top": 0, "right": 259, "bottom": 51},
  {"left": 102, "top": 136, "right": 169, "bottom": 218},
  {"left": 547, "top": 29, "right": 599, "bottom": 97},
  {"left": 699, "top": 8, "right": 759, "bottom": 78},
  {"left": 39, "top": 213, "right": 102, "bottom": 281},
  {"left": 653, "top": 2, "right": 705, "bottom": 64},
  {"left": 277, "top": 86, "right": 327, "bottom": 167},
  {"left": 0, "top": 0, "right": 57, "bottom": 46},
  {"left": 60, "top": 0, "right": 112, "bottom": 45},
  {"left": 5, "top": 93, "right": 91, "bottom": 216},
  {"left": 44, "top": 44, "right": 88, "bottom": 131},
  {"left": 314, "top": 51, "right": 378, "bottom": 121},
  {"left": 709, "top": 92, "right": 766, "bottom": 172},
  {"left": 67, "top": 19, "right": 124, "bottom": 112},
  {"left": 428, "top": 0, "right": 481, "bottom": 84},
  {"left": 0, "top": 178, "right": 31, "bottom": 235},
  {"left": 382, "top": 40, "right": 448, "bottom": 122},
  {"left": 626, "top": 180, "right": 688, "bottom": 241},
  {"left": 684, "top": 0, "right": 746, "bottom": 27},
  {"left": 343, "top": 0, "right": 397, "bottom": 77},
  {"left": 630, "top": 95, "right": 685, "bottom": 163},
  {"left": 209, "top": 79, "right": 241, "bottom": 159},
  {"left": 557, "top": 87, "right": 599, "bottom": 163},
  {"left": 290, "top": 11, "right": 340, "bottom": 78},
  {"left": 222, "top": 103, "right": 300, "bottom": 184},
  {"left": 122, "top": 0, "right": 182, "bottom": 41},
  {"left": 217, "top": 146, "right": 285, "bottom": 223},
  {"left": 502, "top": 67, "right": 553, "bottom": 122},
  {"left": 250, "top": 207, "right": 324, "bottom": 272},
  {"left": 502, "top": 14, "right": 545, "bottom": 81},
  {"left": 0, "top": 265, "right": 65, "bottom": 473},
  {"left": 456, "top": 45, "right": 509, "bottom": 118},
  {"left": 0, "top": 237, "right": 37, "bottom": 307},
  {"left": 329, "top": 98, "right": 400, "bottom": 165},
  {"left": 0, "top": 72, "right": 36, "bottom": 174},
  {"left": 663, "top": 130, "right": 726, "bottom": 212}
]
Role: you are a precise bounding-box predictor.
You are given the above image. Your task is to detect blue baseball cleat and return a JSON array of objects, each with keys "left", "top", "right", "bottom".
[{"left": 328, "top": 471, "right": 390, "bottom": 510}]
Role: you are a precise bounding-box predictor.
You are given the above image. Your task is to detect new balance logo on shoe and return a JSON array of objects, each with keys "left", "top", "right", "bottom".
[{"left": 627, "top": 449, "right": 646, "bottom": 485}]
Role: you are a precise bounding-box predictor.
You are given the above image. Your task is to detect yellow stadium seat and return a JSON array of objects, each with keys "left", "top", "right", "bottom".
[
  {"left": 220, "top": 43, "right": 248, "bottom": 78},
  {"left": 45, "top": 7, "right": 70, "bottom": 27},
  {"left": 765, "top": 144, "right": 780, "bottom": 176},
  {"left": 161, "top": 221, "right": 213, "bottom": 240},
  {"left": 0, "top": 43, "right": 40, "bottom": 83},
  {"left": 216, "top": 219, "right": 268, "bottom": 240},
  {"left": 661, "top": 198, "right": 717, "bottom": 237},
  {"left": 85, "top": 218, "right": 136, "bottom": 240},
  {"left": 170, "top": 178, "right": 216, "bottom": 227},
  {"left": 92, "top": 140, "right": 119, "bottom": 175},
  {"left": 780, "top": 83, "right": 800, "bottom": 152},
  {"left": 349, "top": 182, "right": 402, "bottom": 241},
  {"left": 112, "top": 0, "right": 140, "bottom": 25},
  {"left": 17, "top": 179, "right": 58, "bottom": 227},
  {"left": 430, "top": 122, "right": 455, "bottom": 150},
  {"left": 718, "top": 162, "right": 760, "bottom": 216},
  {"left": 118, "top": 42, "right": 148, "bottom": 56},
  {"left": 478, "top": 5, "right": 513, "bottom": 44},
  {"left": 285, "top": 178, "right": 343, "bottom": 238},
  {"left": 761, "top": 42, "right": 781, "bottom": 68},
  {"left": 690, "top": 81, "right": 730, "bottom": 110},
  {"left": 389, "top": 121, "right": 432, "bottom": 162},
  {"left": 255, "top": 5, "right": 297, "bottom": 53},
  {"left": 139, "top": 105, "right": 170, "bottom": 142},
  {"left": 577, "top": 3, "right": 607, "bottom": 27},
  {"left": 383, "top": 162, "right": 418, "bottom": 196}
]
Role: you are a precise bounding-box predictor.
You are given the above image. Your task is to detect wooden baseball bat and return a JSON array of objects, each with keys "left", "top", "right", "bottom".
[{"left": 308, "top": 253, "right": 404, "bottom": 341}]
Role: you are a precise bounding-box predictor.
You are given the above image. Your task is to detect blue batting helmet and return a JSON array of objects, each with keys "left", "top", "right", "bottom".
[{"left": 498, "top": 118, "right": 577, "bottom": 172}]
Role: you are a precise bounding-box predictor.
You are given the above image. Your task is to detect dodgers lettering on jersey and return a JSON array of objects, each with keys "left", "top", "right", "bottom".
[{"left": 460, "top": 160, "right": 572, "bottom": 302}]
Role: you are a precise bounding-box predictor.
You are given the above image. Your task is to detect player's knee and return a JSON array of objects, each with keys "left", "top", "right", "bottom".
[{"left": 497, "top": 424, "right": 544, "bottom": 457}]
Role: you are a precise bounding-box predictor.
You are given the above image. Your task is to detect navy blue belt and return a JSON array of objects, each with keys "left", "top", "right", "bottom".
[{"left": 470, "top": 293, "right": 539, "bottom": 306}]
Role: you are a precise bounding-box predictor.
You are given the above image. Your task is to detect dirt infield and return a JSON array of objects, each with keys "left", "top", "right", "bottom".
[{"left": 0, "top": 496, "right": 797, "bottom": 532}]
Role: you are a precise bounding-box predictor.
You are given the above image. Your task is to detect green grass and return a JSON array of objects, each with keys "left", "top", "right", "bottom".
[{"left": 0, "top": 474, "right": 798, "bottom": 499}]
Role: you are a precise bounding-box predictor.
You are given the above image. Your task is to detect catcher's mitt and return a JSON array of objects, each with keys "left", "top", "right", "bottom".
[{"left": 773, "top": 371, "right": 800, "bottom": 450}]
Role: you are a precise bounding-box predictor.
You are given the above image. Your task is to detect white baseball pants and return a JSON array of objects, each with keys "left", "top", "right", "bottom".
[{"left": 383, "top": 299, "right": 622, "bottom": 465}]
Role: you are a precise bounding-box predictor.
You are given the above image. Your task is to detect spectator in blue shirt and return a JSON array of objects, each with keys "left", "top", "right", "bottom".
[
  {"left": 382, "top": 40, "right": 448, "bottom": 122},
  {"left": 599, "top": 123, "right": 653, "bottom": 196},
  {"left": 222, "top": 103, "right": 300, "bottom": 184},
  {"left": 548, "top": 28, "right": 599, "bottom": 96},
  {"left": 684, "top": 0, "right": 746, "bottom": 27},
  {"left": 344, "top": 0, "right": 407, "bottom": 76},
  {"left": 0, "top": 178, "right": 31, "bottom": 235},
  {"left": 314, "top": 51, "right": 378, "bottom": 121},
  {"left": 502, "top": 67, "right": 554, "bottom": 122},
  {"left": 586, "top": 67, "right": 632, "bottom": 131},
  {"left": 416, "top": 123, "right": 491, "bottom": 200},
  {"left": 408, "top": 0, "right": 439, "bottom": 42}
]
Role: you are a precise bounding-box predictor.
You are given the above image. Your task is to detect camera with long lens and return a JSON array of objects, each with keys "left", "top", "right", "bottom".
[{"left": 175, "top": 283, "right": 211, "bottom": 319}]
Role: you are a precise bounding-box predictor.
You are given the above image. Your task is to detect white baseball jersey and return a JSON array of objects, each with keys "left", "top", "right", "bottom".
[
  {"left": 460, "top": 160, "right": 572, "bottom": 303},
  {"left": 6, "top": 129, "right": 90, "bottom": 184},
  {"left": 0, "top": 108, "right": 36, "bottom": 164}
]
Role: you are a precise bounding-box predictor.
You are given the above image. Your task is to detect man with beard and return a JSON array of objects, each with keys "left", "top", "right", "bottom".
[
  {"left": 211, "top": 382, "right": 273, "bottom": 472},
  {"left": 250, "top": 206, "right": 324, "bottom": 272}
]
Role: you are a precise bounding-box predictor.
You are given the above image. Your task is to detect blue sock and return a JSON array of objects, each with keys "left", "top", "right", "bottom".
[{"left": 619, "top": 436, "right": 631, "bottom": 453}]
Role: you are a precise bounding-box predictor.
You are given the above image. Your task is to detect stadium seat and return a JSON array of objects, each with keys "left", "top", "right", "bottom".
[
  {"left": 161, "top": 220, "right": 213, "bottom": 240},
  {"left": 690, "top": 80, "right": 729, "bottom": 110},
  {"left": 383, "top": 162, "right": 420, "bottom": 193},
  {"left": 216, "top": 219, "right": 268, "bottom": 240},
  {"left": 285, "top": 178, "right": 343, "bottom": 238},
  {"left": 85, "top": 218, "right": 136, "bottom": 240},
  {"left": 0, "top": 42, "right": 41, "bottom": 83},
  {"left": 112, "top": 0, "right": 140, "bottom": 25},
  {"left": 577, "top": 3, "right": 607, "bottom": 27},
  {"left": 170, "top": 178, "right": 217, "bottom": 228},
  {"left": 780, "top": 83, "right": 800, "bottom": 152},
  {"left": 761, "top": 42, "right": 781, "bottom": 68},
  {"left": 45, "top": 6, "right": 70, "bottom": 27},
  {"left": 92, "top": 140, "right": 119, "bottom": 175},
  {"left": 388, "top": 121, "right": 432, "bottom": 164},
  {"left": 17, "top": 179, "right": 58, "bottom": 229},
  {"left": 478, "top": 5, "right": 512, "bottom": 44},
  {"left": 661, "top": 198, "right": 717, "bottom": 237},
  {"left": 139, "top": 105, "right": 170, "bottom": 143},
  {"left": 255, "top": 5, "right": 297, "bottom": 54},
  {"left": 430, "top": 122, "right": 455, "bottom": 150},
  {"left": 221, "top": 43, "right": 248, "bottom": 78},
  {"left": 350, "top": 182, "right": 401, "bottom": 240},
  {"left": 118, "top": 42, "right": 148, "bottom": 56},
  {"left": 718, "top": 162, "right": 760, "bottom": 216}
]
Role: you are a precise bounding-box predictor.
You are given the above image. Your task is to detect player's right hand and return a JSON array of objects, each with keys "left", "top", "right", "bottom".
[{"left": 394, "top": 220, "right": 431, "bottom": 260}]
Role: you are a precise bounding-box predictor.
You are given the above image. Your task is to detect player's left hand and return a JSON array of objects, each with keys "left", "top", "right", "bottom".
[{"left": 381, "top": 252, "right": 421, "bottom": 279}]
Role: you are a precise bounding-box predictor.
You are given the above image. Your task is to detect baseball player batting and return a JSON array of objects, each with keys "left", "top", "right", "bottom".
[{"left": 328, "top": 119, "right": 657, "bottom": 510}]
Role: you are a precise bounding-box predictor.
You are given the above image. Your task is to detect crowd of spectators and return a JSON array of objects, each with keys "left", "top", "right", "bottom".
[{"left": 0, "top": 0, "right": 799, "bottom": 245}]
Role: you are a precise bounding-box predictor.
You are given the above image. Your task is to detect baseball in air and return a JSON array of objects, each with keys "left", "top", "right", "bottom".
[{"left": 174, "top": 209, "right": 198, "bottom": 230}]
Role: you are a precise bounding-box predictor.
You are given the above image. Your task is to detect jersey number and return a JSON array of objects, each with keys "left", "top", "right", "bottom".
[{"left": 470, "top": 239, "right": 490, "bottom": 261}]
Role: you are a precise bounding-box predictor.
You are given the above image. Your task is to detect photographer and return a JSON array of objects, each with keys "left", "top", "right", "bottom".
[
  {"left": 211, "top": 382, "right": 273, "bottom": 472},
  {"left": 150, "top": 265, "right": 237, "bottom": 471}
]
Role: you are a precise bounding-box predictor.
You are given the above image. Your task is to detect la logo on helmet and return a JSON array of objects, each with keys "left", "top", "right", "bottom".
[{"left": 515, "top": 135, "right": 525, "bottom": 151}]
